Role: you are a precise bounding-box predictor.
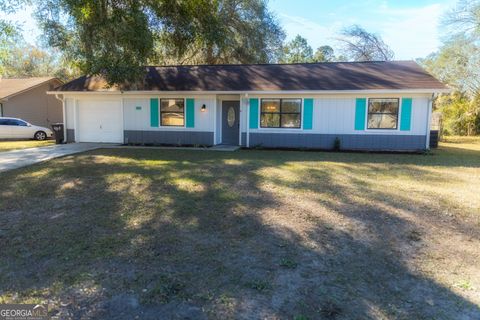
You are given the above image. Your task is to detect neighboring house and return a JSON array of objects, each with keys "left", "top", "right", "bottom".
[
  {"left": 0, "top": 77, "right": 64, "bottom": 127},
  {"left": 50, "top": 61, "right": 448, "bottom": 151}
]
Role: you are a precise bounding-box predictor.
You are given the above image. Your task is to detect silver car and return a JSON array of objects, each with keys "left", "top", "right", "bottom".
[{"left": 0, "top": 117, "right": 54, "bottom": 140}]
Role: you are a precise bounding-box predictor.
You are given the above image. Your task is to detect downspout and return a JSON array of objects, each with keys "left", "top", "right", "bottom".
[
  {"left": 55, "top": 94, "right": 66, "bottom": 143},
  {"left": 213, "top": 97, "right": 217, "bottom": 145},
  {"left": 121, "top": 91, "right": 126, "bottom": 144},
  {"left": 245, "top": 93, "right": 250, "bottom": 148},
  {"left": 425, "top": 93, "right": 436, "bottom": 150}
]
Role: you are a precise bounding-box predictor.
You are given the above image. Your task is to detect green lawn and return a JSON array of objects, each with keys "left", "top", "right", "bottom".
[
  {"left": 0, "top": 140, "right": 54, "bottom": 152},
  {"left": 0, "top": 137, "right": 479, "bottom": 319}
]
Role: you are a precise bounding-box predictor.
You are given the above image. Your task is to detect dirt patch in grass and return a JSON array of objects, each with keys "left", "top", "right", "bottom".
[{"left": 0, "top": 137, "right": 479, "bottom": 319}]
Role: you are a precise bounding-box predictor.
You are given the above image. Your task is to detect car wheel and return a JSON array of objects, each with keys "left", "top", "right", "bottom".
[{"left": 34, "top": 131, "right": 47, "bottom": 141}]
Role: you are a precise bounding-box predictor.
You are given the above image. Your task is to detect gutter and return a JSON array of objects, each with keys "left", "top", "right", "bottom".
[
  {"left": 245, "top": 93, "right": 250, "bottom": 148},
  {"left": 46, "top": 88, "right": 452, "bottom": 96}
]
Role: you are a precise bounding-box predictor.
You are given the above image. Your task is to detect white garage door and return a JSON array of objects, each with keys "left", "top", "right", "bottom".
[{"left": 78, "top": 100, "right": 123, "bottom": 143}]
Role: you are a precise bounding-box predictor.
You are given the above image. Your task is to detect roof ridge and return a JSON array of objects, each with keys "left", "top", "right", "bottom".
[
  {"left": 0, "top": 76, "right": 57, "bottom": 80},
  {"left": 145, "top": 60, "right": 416, "bottom": 68}
]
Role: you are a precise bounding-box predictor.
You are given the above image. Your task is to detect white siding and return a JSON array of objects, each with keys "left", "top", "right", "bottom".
[
  {"left": 123, "top": 96, "right": 215, "bottom": 132},
  {"left": 215, "top": 97, "right": 222, "bottom": 144},
  {"left": 314, "top": 97, "right": 355, "bottom": 134},
  {"left": 248, "top": 94, "right": 430, "bottom": 136},
  {"left": 410, "top": 97, "right": 430, "bottom": 135},
  {"left": 240, "top": 96, "right": 248, "bottom": 134},
  {"left": 62, "top": 93, "right": 431, "bottom": 146}
]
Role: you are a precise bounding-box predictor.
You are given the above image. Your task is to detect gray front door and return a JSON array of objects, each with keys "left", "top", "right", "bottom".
[{"left": 222, "top": 101, "right": 240, "bottom": 145}]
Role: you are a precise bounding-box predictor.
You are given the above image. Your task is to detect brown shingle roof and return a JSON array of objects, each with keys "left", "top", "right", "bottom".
[
  {"left": 55, "top": 61, "right": 447, "bottom": 92},
  {"left": 0, "top": 77, "right": 62, "bottom": 100}
]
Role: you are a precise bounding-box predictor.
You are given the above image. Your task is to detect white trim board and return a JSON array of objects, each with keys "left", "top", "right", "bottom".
[{"left": 48, "top": 88, "right": 451, "bottom": 96}]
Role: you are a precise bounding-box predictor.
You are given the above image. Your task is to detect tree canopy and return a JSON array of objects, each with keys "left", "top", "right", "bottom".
[
  {"left": 420, "top": 0, "right": 480, "bottom": 135},
  {"left": 0, "top": 21, "right": 19, "bottom": 75},
  {"left": 2, "top": 0, "right": 399, "bottom": 83},
  {"left": 443, "top": 0, "right": 480, "bottom": 41},
  {"left": 33, "top": 0, "right": 284, "bottom": 84},
  {"left": 0, "top": 0, "right": 29, "bottom": 75},
  {"left": 313, "top": 45, "right": 335, "bottom": 62},
  {"left": 279, "top": 37, "right": 338, "bottom": 63},
  {"left": 278, "top": 35, "right": 313, "bottom": 63}
]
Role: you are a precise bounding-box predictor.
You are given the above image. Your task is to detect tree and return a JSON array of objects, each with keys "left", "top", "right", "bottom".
[
  {"left": 35, "top": 1, "right": 157, "bottom": 85},
  {"left": 313, "top": 45, "right": 335, "bottom": 62},
  {"left": 0, "top": 0, "right": 30, "bottom": 75},
  {"left": 420, "top": 0, "right": 480, "bottom": 136},
  {"left": 34, "top": 0, "right": 284, "bottom": 84},
  {"left": 0, "top": 21, "right": 19, "bottom": 75},
  {"left": 2, "top": 43, "right": 80, "bottom": 80},
  {"left": 443, "top": 0, "right": 480, "bottom": 41},
  {"left": 337, "top": 25, "right": 394, "bottom": 61},
  {"left": 421, "top": 36, "right": 480, "bottom": 95},
  {"left": 434, "top": 92, "right": 479, "bottom": 135},
  {"left": 157, "top": 0, "right": 285, "bottom": 65},
  {"left": 279, "top": 35, "right": 313, "bottom": 63},
  {"left": 0, "top": 0, "right": 80, "bottom": 80}
]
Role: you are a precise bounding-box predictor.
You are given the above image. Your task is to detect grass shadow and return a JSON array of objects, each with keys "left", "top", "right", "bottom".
[{"left": 0, "top": 147, "right": 478, "bottom": 319}]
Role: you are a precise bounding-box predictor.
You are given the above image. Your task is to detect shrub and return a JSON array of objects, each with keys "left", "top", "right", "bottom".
[{"left": 333, "top": 137, "right": 341, "bottom": 151}]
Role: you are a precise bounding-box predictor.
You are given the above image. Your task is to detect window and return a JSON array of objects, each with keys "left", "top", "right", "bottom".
[
  {"left": 367, "top": 98, "right": 399, "bottom": 129},
  {"left": 260, "top": 99, "right": 301, "bottom": 128},
  {"left": 0, "top": 119, "right": 26, "bottom": 126},
  {"left": 160, "top": 99, "right": 184, "bottom": 126},
  {"left": 227, "top": 107, "right": 235, "bottom": 127},
  {"left": 7, "top": 119, "right": 28, "bottom": 126}
]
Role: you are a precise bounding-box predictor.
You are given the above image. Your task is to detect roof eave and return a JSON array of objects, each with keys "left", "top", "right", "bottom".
[{"left": 47, "top": 88, "right": 451, "bottom": 95}]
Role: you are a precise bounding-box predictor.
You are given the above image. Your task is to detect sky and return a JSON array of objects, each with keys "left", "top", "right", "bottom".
[
  {"left": 2, "top": 0, "right": 459, "bottom": 60},
  {"left": 269, "top": 0, "right": 459, "bottom": 59}
]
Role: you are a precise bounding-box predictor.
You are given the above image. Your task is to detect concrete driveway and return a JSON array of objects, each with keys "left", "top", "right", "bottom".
[{"left": 0, "top": 143, "right": 107, "bottom": 173}]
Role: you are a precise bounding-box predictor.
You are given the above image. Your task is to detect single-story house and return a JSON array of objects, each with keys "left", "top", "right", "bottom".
[
  {"left": 0, "top": 77, "right": 64, "bottom": 127},
  {"left": 49, "top": 61, "right": 448, "bottom": 151}
]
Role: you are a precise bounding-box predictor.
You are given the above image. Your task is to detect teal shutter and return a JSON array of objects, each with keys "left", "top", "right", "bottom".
[
  {"left": 354, "top": 98, "right": 367, "bottom": 130},
  {"left": 186, "top": 98, "right": 195, "bottom": 128},
  {"left": 303, "top": 98, "right": 313, "bottom": 130},
  {"left": 249, "top": 98, "right": 259, "bottom": 129},
  {"left": 150, "top": 98, "right": 159, "bottom": 127},
  {"left": 400, "top": 98, "right": 412, "bottom": 131}
]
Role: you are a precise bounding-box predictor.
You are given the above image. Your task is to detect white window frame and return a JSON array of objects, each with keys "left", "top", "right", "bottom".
[
  {"left": 365, "top": 97, "right": 401, "bottom": 132},
  {"left": 257, "top": 97, "right": 304, "bottom": 131},
  {"left": 159, "top": 97, "right": 186, "bottom": 128}
]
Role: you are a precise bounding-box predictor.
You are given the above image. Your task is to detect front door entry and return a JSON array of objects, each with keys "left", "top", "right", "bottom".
[{"left": 222, "top": 101, "right": 240, "bottom": 145}]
